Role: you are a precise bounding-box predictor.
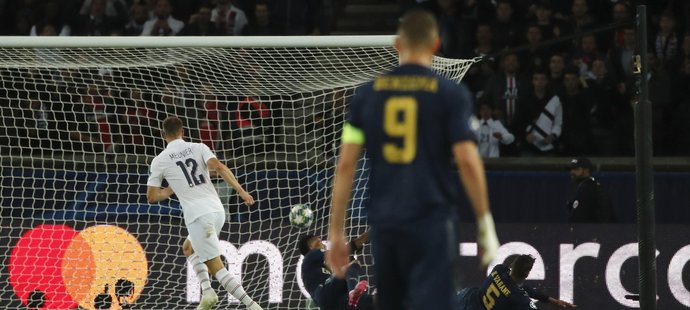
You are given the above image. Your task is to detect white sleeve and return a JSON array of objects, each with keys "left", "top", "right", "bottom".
[
  {"left": 496, "top": 122, "right": 515, "bottom": 145},
  {"left": 199, "top": 143, "right": 217, "bottom": 165},
  {"left": 140, "top": 20, "right": 153, "bottom": 36},
  {"left": 146, "top": 158, "right": 163, "bottom": 187},
  {"left": 550, "top": 96, "right": 563, "bottom": 137},
  {"left": 210, "top": 8, "right": 219, "bottom": 23},
  {"left": 234, "top": 10, "right": 248, "bottom": 35},
  {"left": 170, "top": 18, "right": 185, "bottom": 35}
]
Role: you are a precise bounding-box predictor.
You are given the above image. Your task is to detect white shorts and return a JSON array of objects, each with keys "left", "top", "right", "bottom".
[{"left": 186, "top": 211, "right": 225, "bottom": 262}]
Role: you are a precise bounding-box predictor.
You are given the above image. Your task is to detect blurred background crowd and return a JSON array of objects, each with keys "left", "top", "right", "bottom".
[{"left": 0, "top": 0, "right": 689, "bottom": 158}]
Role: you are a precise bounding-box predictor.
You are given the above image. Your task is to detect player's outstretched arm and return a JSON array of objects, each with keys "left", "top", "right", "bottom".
[
  {"left": 207, "top": 158, "right": 255, "bottom": 206},
  {"left": 327, "top": 142, "right": 363, "bottom": 279},
  {"left": 146, "top": 186, "right": 174, "bottom": 204},
  {"left": 349, "top": 230, "right": 370, "bottom": 253},
  {"left": 452, "top": 141, "right": 499, "bottom": 267}
]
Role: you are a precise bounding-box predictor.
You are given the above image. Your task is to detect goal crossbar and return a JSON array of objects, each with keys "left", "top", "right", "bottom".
[{"left": 0, "top": 35, "right": 396, "bottom": 48}]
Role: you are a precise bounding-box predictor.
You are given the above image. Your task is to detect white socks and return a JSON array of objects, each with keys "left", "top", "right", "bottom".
[
  {"left": 189, "top": 254, "right": 213, "bottom": 293},
  {"left": 214, "top": 268, "right": 257, "bottom": 308}
]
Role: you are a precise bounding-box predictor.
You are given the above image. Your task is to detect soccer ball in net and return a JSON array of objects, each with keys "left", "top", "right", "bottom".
[{"left": 289, "top": 204, "right": 314, "bottom": 229}]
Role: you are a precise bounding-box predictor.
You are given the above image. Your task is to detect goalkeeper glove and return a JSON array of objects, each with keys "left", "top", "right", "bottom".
[{"left": 477, "top": 212, "right": 499, "bottom": 267}]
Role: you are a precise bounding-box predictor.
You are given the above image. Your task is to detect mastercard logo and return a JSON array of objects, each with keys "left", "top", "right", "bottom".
[{"left": 9, "top": 224, "right": 148, "bottom": 310}]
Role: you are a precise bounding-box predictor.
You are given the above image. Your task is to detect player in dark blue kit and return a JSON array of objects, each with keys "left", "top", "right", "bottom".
[
  {"left": 456, "top": 255, "right": 576, "bottom": 310},
  {"left": 298, "top": 233, "right": 373, "bottom": 310},
  {"left": 327, "top": 10, "right": 500, "bottom": 310}
]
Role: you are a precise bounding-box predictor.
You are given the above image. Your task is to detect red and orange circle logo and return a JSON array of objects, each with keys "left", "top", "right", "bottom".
[{"left": 9, "top": 224, "right": 148, "bottom": 309}]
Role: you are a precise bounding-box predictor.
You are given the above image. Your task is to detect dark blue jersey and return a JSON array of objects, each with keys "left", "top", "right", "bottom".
[
  {"left": 301, "top": 249, "right": 331, "bottom": 296},
  {"left": 301, "top": 249, "right": 350, "bottom": 309},
  {"left": 346, "top": 64, "right": 476, "bottom": 225},
  {"left": 476, "top": 265, "right": 537, "bottom": 310}
]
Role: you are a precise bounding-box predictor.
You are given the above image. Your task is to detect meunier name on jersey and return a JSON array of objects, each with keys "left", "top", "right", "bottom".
[{"left": 169, "top": 147, "right": 193, "bottom": 160}]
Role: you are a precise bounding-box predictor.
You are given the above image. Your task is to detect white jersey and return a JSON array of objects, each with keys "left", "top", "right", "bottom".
[{"left": 147, "top": 139, "right": 224, "bottom": 224}]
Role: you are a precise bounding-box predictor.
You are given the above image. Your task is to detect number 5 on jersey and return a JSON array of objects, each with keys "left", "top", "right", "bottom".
[{"left": 383, "top": 96, "right": 417, "bottom": 164}]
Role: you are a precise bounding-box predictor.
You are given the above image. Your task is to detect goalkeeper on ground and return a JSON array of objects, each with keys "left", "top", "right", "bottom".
[{"left": 298, "top": 232, "right": 373, "bottom": 310}]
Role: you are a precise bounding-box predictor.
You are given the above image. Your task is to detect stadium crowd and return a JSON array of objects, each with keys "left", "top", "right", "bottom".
[{"left": 0, "top": 0, "right": 689, "bottom": 157}]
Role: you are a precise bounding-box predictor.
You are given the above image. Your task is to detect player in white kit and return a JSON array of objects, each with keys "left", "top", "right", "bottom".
[{"left": 146, "top": 116, "right": 263, "bottom": 310}]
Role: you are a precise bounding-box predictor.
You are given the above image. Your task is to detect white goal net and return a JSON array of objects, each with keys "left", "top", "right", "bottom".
[{"left": 0, "top": 36, "right": 476, "bottom": 309}]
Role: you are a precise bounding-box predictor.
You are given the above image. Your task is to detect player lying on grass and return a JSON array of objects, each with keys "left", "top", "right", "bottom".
[
  {"left": 455, "top": 255, "right": 576, "bottom": 310},
  {"left": 298, "top": 232, "right": 374, "bottom": 310}
]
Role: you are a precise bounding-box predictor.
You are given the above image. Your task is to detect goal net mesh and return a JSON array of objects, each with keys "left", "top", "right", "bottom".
[{"left": 0, "top": 43, "right": 476, "bottom": 309}]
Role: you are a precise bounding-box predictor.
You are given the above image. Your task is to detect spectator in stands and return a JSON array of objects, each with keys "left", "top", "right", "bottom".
[
  {"left": 491, "top": 0, "right": 521, "bottom": 49},
  {"left": 566, "top": 157, "right": 615, "bottom": 223},
  {"left": 534, "top": 3, "right": 560, "bottom": 42},
  {"left": 29, "top": 1, "right": 70, "bottom": 36},
  {"left": 463, "top": 23, "right": 497, "bottom": 96},
  {"left": 140, "top": 0, "right": 184, "bottom": 36},
  {"left": 124, "top": 3, "right": 150, "bottom": 36},
  {"left": 558, "top": 67, "right": 593, "bottom": 155},
  {"left": 13, "top": 10, "right": 33, "bottom": 36},
  {"left": 481, "top": 52, "right": 530, "bottom": 155},
  {"left": 197, "top": 90, "right": 220, "bottom": 150},
  {"left": 470, "top": 22, "right": 496, "bottom": 60},
  {"left": 233, "top": 96, "right": 270, "bottom": 156},
  {"left": 36, "top": 24, "right": 58, "bottom": 36},
  {"left": 584, "top": 57, "right": 617, "bottom": 155},
  {"left": 547, "top": 53, "right": 566, "bottom": 94},
  {"left": 78, "top": 0, "right": 128, "bottom": 20},
  {"left": 211, "top": 0, "right": 248, "bottom": 36},
  {"left": 518, "top": 24, "right": 550, "bottom": 73},
  {"left": 242, "top": 1, "right": 280, "bottom": 36},
  {"left": 567, "top": 0, "right": 595, "bottom": 34},
  {"left": 611, "top": 26, "right": 636, "bottom": 83},
  {"left": 72, "top": 0, "right": 125, "bottom": 36},
  {"left": 180, "top": 5, "right": 219, "bottom": 36},
  {"left": 4, "top": 98, "right": 51, "bottom": 154},
  {"left": 524, "top": 69, "right": 561, "bottom": 156},
  {"left": 572, "top": 34, "right": 603, "bottom": 79},
  {"left": 608, "top": 1, "right": 632, "bottom": 50},
  {"left": 653, "top": 12, "right": 681, "bottom": 69},
  {"left": 476, "top": 102, "right": 515, "bottom": 158}
]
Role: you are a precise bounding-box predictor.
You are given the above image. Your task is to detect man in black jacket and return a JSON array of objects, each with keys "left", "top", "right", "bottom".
[{"left": 567, "top": 157, "right": 616, "bottom": 223}]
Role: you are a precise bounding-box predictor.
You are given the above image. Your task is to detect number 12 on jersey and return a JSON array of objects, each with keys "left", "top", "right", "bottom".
[
  {"left": 176, "top": 158, "right": 205, "bottom": 187},
  {"left": 383, "top": 96, "right": 417, "bottom": 164}
]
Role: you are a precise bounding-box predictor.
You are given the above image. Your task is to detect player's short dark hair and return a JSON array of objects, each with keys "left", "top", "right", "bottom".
[
  {"left": 297, "top": 234, "right": 317, "bottom": 256},
  {"left": 510, "top": 254, "right": 536, "bottom": 280},
  {"left": 397, "top": 10, "right": 438, "bottom": 49},
  {"left": 162, "top": 116, "right": 183, "bottom": 136}
]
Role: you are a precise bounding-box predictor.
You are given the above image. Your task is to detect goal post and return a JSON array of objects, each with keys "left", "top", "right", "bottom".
[{"left": 0, "top": 35, "right": 478, "bottom": 309}]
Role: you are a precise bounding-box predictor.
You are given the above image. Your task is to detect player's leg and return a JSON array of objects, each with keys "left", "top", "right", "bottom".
[
  {"left": 401, "top": 216, "right": 456, "bottom": 310},
  {"left": 345, "top": 261, "right": 369, "bottom": 307},
  {"left": 193, "top": 212, "right": 262, "bottom": 310},
  {"left": 369, "top": 226, "right": 406, "bottom": 310},
  {"left": 185, "top": 220, "right": 218, "bottom": 310},
  {"left": 183, "top": 239, "right": 214, "bottom": 295}
]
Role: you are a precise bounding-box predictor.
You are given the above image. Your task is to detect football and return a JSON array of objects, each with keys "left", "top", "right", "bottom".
[{"left": 289, "top": 204, "right": 314, "bottom": 229}]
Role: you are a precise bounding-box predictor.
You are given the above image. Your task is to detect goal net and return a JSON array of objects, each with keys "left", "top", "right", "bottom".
[{"left": 0, "top": 36, "right": 476, "bottom": 309}]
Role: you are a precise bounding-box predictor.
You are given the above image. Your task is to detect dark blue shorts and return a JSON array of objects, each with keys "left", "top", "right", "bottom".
[{"left": 370, "top": 215, "right": 458, "bottom": 310}]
